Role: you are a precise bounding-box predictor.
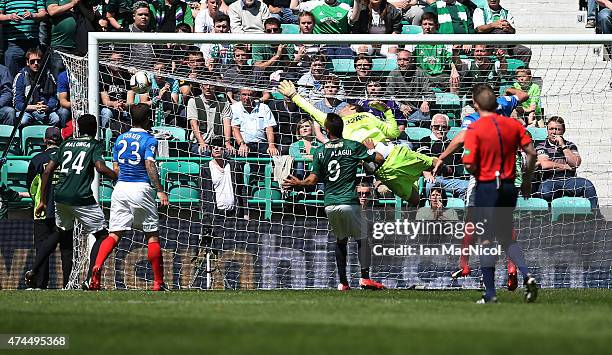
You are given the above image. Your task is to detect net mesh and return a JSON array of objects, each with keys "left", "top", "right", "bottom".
[{"left": 59, "top": 37, "right": 612, "bottom": 290}]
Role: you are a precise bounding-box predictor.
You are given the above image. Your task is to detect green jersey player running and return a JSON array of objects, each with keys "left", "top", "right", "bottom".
[
  {"left": 278, "top": 80, "right": 445, "bottom": 205},
  {"left": 283, "top": 114, "right": 386, "bottom": 290}
]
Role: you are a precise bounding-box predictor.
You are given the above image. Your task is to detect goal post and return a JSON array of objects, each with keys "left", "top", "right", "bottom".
[{"left": 57, "top": 32, "right": 612, "bottom": 290}]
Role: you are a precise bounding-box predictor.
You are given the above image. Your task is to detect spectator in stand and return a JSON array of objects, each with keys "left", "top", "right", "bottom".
[
  {"left": 408, "top": 12, "right": 461, "bottom": 93},
  {"left": 252, "top": 17, "right": 298, "bottom": 84},
  {"left": 13, "top": 48, "right": 60, "bottom": 127},
  {"left": 231, "top": 88, "right": 279, "bottom": 191},
  {"left": 128, "top": 1, "right": 158, "bottom": 69},
  {"left": 195, "top": 0, "right": 224, "bottom": 33},
  {"left": 424, "top": 0, "right": 474, "bottom": 34},
  {"left": 127, "top": 61, "right": 179, "bottom": 127},
  {"left": 223, "top": 44, "right": 257, "bottom": 104},
  {"left": 472, "top": 0, "right": 531, "bottom": 67},
  {"left": 0, "top": 64, "right": 16, "bottom": 126},
  {"left": 290, "top": 0, "right": 362, "bottom": 58},
  {"left": 297, "top": 54, "right": 328, "bottom": 101},
  {"left": 228, "top": 0, "right": 270, "bottom": 33},
  {"left": 0, "top": 0, "right": 47, "bottom": 77},
  {"left": 313, "top": 74, "right": 347, "bottom": 142},
  {"left": 388, "top": 0, "right": 423, "bottom": 25},
  {"left": 351, "top": 0, "right": 402, "bottom": 58},
  {"left": 288, "top": 118, "right": 321, "bottom": 190},
  {"left": 100, "top": 51, "right": 131, "bottom": 132},
  {"left": 106, "top": 0, "right": 137, "bottom": 30},
  {"left": 189, "top": 0, "right": 201, "bottom": 18},
  {"left": 56, "top": 70, "right": 72, "bottom": 128},
  {"left": 344, "top": 54, "right": 373, "bottom": 98},
  {"left": 293, "top": 11, "right": 323, "bottom": 74},
  {"left": 149, "top": 0, "right": 194, "bottom": 32},
  {"left": 414, "top": 113, "right": 468, "bottom": 199},
  {"left": 459, "top": 44, "right": 507, "bottom": 96},
  {"left": 513, "top": 68, "right": 542, "bottom": 127},
  {"left": 596, "top": 0, "right": 612, "bottom": 35},
  {"left": 46, "top": 0, "right": 81, "bottom": 78},
  {"left": 385, "top": 50, "right": 434, "bottom": 126},
  {"left": 358, "top": 77, "right": 409, "bottom": 129},
  {"left": 268, "top": 94, "right": 308, "bottom": 154},
  {"left": 200, "top": 13, "right": 233, "bottom": 74},
  {"left": 586, "top": 0, "right": 597, "bottom": 28},
  {"left": 535, "top": 116, "right": 598, "bottom": 210},
  {"left": 415, "top": 184, "right": 459, "bottom": 220},
  {"left": 186, "top": 73, "right": 233, "bottom": 155},
  {"left": 265, "top": 0, "right": 297, "bottom": 24},
  {"left": 200, "top": 136, "right": 248, "bottom": 226}
]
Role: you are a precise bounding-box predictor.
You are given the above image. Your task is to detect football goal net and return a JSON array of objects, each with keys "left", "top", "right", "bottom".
[{"left": 60, "top": 33, "right": 612, "bottom": 290}]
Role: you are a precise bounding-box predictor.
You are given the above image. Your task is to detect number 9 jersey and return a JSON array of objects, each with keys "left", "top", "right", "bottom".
[{"left": 113, "top": 128, "right": 158, "bottom": 183}]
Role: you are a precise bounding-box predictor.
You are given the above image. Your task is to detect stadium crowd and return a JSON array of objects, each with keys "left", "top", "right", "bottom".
[{"left": 0, "top": 0, "right": 600, "bottom": 217}]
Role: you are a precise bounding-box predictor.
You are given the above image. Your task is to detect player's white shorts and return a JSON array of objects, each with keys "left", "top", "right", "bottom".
[
  {"left": 466, "top": 175, "right": 477, "bottom": 207},
  {"left": 55, "top": 203, "right": 106, "bottom": 234},
  {"left": 324, "top": 204, "right": 365, "bottom": 240},
  {"left": 109, "top": 181, "right": 159, "bottom": 233}
]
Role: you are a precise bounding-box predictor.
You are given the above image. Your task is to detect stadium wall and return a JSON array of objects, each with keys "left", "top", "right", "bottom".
[{"left": 1, "top": 219, "right": 610, "bottom": 290}]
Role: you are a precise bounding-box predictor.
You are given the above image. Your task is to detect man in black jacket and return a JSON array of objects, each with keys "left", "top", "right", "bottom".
[{"left": 24, "top": 127, "right": 73, "bottom": 289}]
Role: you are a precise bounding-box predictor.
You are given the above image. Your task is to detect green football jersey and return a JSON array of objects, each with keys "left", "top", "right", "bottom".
[
  {"left": 412, "top": 44, "right": 452, "bottom": 76},
  {"left": 50, "top": 136, "right": 105, "bottom": 206},
  {"left": 311, "top": 138, "right": 376, "bottom": 206}
]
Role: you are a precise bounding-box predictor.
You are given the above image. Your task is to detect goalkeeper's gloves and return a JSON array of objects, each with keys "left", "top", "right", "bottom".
[
  {"left": 367, "top": 100, "right": 390, "bottom": 113},
  {"left": 278, "top": 80, "right": 297, "bottom": 99}
]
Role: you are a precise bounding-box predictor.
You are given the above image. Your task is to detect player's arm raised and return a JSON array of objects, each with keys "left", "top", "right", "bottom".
[
  {"left": 432, "top": 130, "right": 465, "bottom": 175},
  {"left": 35, "top": 160, "right": 58, "bottom": 218},
  {"left": 505, "top": 87, "right": 529, "bottom": 104},
  {"left": 278, "top": 80, "right": 327, "bottom": 127},
  {"left": 369, "top": 101, "right": 400, "bottom": 140},
  {"left": 145, "top": 160, "right": 169, "bottom": 206}
]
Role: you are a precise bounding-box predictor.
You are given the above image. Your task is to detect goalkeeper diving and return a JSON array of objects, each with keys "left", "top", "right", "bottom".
[{"left": 277, "top": 80, "right": 447, "bottom": 205}]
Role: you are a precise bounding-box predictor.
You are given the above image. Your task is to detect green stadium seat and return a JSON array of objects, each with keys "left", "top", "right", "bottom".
[
  {"left": 152, "top": 126, "right": 187, "bottom": 141},
  {"left": 332, "top": 58, "right": 355, "bottom": 73},
  {"left": 506, "top": 58, "right": 526, "bottom": 73},
  {"left": 281, "top": 23, "right": 299, "bottom": 34},
  {"left": 167, "top": 186, "right": 200, "bottom": 204},
  {"left": 0, "top": 124, "right": 21, "bottom": 156},
  {"left": 551, "top": 197, "right": 592, "bottom": 221},
  {"left": 103, "top": 127, "right": 113, "bottom": 153},
  {"left": 99, "top": 182, "right": 114, "bottom": 204},
  {"left": 372, "top": 58, "right": 397, "bottom": 72},
  {"left": 21, "top": 125, "right": 51, "bottom": 156},
  {"left": 527, "top": 127, "right": 547, "bottom": 142},
  {"left": 404, "top": 127, "right": 431, "bottom": 141},
  {"left": 160, "top": 161, "right": 200, "bottom": 190},
  {"left": 516, "top": 197, "right": 549, "bottom": 212},
  {"left": 1, "top": 159, "right": 29, "bottom": 193},
  {"left": 446, "top": 127, "right": 462, "bottom": 140},
  {"left": 401, "top": 25, "right": 423, "bottom": 34},
  {"left": 471, "top": 0, "right": 487, "bottom": 8},
  {"left": 435, "top": 92, "right": 461, "bottom": 106}
]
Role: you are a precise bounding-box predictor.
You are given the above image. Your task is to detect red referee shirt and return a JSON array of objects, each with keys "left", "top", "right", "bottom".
[{"left": 463, "top": 114, "right": 531, "bottom": 182}]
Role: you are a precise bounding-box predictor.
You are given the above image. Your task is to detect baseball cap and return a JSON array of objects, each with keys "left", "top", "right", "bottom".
[{"left": 45, "top": 126, "right": 62, "bottom": 143}]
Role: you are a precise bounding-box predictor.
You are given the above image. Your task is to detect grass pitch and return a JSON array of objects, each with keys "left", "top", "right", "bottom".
[{"left": 1, "top": 289, "right": 610, "bottom": 355}]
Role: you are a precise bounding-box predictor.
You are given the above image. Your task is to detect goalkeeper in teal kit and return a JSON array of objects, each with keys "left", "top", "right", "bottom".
[{"left": 278, "top": 80, "right": 445, "bottom": 205}]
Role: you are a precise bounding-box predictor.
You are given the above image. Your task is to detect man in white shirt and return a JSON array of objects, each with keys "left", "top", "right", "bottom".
[
  {"left": 228, "top": 0, "right": 271, "bottom": 33},
  {"left": 194, "top": 0, "right": 225, "bottom": 33}
]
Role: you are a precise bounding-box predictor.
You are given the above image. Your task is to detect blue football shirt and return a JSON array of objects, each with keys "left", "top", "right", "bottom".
[
  {"left": 113, "top": 128, "right": 158, "bottom": 183},
  {"left": 461, "top": 95, "right": 520, "bottom": 130}
]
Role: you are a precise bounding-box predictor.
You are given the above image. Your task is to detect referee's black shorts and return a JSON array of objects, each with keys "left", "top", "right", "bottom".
[{"left": 473, "top": 180, "right": 518, "bottom": 248}]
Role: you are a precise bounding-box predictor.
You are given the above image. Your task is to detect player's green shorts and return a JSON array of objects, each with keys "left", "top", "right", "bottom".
[{"left": 374, "top": 145, "right": 434, "bottom": 201}]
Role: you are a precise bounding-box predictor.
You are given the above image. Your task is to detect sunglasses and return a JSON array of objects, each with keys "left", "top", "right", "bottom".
[
  {"left": 265, "top": 28, "right": 281, "bottom": 33},
  {"left": 432, "top": 125, "right": 449, "bottom": 130},
  {"left": 358, "top": 191, "right": 371, "bottom": 196},
  {"left": 29, "top": 59, "right": 41, "bottom": 64}
]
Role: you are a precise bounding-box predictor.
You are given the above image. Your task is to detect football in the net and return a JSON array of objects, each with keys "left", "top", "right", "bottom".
[{"left": 130, "top": 71, "right": 151, "bottom": 94}]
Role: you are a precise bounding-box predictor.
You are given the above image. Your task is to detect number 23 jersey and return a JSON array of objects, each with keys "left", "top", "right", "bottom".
[
  {"left": 113, "top": 128, "right": 158, "bottom": 184},
  {"left": 50, "top": 136, "right": 105, "bottom": 206}
]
